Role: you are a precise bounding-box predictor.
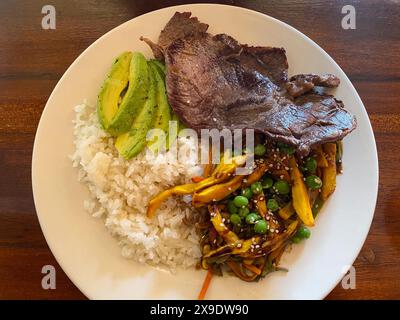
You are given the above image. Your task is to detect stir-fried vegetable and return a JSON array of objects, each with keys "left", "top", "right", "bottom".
[
  {"left": 289, "top": 157, "right": 314, "bottom": 227},
  {"left": 145, "top": 140, "right": 343, "bottom": 299},
  {"left": 321, "top": 143, "right": 337, "bottom": 200}
]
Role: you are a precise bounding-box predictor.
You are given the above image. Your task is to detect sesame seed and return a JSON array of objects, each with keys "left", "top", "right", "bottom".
[
  {"left": 269, "top": 164, "right": 274, "bottom": 168},
  {"left": 280, "top": 175, "right": 284, "bottom": 179},
  {"left": 219, "top": 223, "right": 224, "bottom": 227},
  {"left": 213, "top": 198, "right": 217, "bottom": 202},
  {"left": 237, "top": 243, "right": 242, "bottom": 248},
  {"left": 254, "top": 199, "right": 258, "bottom": 203},
  {"left": 266, "top": 216, "right": 270, "bottom": 220},
  {"left": 285, "top": 166, "right": 289, "bottom": 170},
  {"left": 228, "top": 187, "right": 232, "bottom": 191},
  {"left": 255, "top": 244, "right": 260, "bottom": 249},
  {"left": 212, "top": 117, "right": 217, "bottom": 122},
  {"left": 243, "top": 179, "right": 247, "bottom": 183},
  {"left": 259, "top": 196, "right": 264, "bottom": 201},
  {"left": 270, "top": 228, "right": 275, "bottom": 233}
]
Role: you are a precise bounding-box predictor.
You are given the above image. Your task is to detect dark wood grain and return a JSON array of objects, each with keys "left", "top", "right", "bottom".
[{"left": 0, "top": 0, "right": 399, "bottom": 300}]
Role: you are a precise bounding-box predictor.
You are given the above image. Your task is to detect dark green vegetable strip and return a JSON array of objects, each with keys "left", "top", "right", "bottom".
[
  {"left": 336, "top": 141, "right": 343, "bottom": 173},
  {"left": 312, "top": 196, "right": 325, "bottom": 217}
]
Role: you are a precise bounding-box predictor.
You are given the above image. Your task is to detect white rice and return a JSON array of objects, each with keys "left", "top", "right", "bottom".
[{"left": 71, "top": 102, "right": 203, "bottom": 269}]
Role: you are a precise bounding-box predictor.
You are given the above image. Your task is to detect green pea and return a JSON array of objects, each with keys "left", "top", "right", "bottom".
[
  {"left": 254, "top": 220, "right": 268, "bottom": 234},
  {"left": 305, "top": 175, "right": 323, "bottom": 190},
  {"left": 254, "top": 144, "right": 267, "bottom": 156},
  {"left": 304, "top": 157, "right": 317, "bottom": 174},
  {"left": 241, "top": 187, "right": 253, "bottom": 199},
  {"left": 291, "top": 236, "right": 301, "bottom": 244},
  {"left": 261, "top": 176, "right": 274, "bottom": 189},
  {"left": 233, "top": 195, "right": 249, "bottom": 208},
  {"left": 230, "top": 213, "right": 242, "bottom": 226},
  {"left": 277, "top": 142, "right": 295, "bottom": 155},
  {"left": 245, "top": 213, "right": 260, "bottom": 224},
  {"left": 267, "top": 199, "right": 279, "bottom": 211},
  {"left": 273, "top": 180, "right": 291, "bottom": 195},
  {"left": 296, "top": 226, "right": 311, "bottom": 239},
  {"left": 238, "top": 207, "right": 250, "bottom": 218},
  {"left": 227, "top": 200, "right": 238, "bottom": 214},
  {"left": 250, "top": 182, "right": 263, "bottom": 194}
]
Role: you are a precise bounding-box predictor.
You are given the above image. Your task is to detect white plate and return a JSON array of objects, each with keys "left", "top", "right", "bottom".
[{"left": 32, "top": 4, "right": 378, "bottom": 299}]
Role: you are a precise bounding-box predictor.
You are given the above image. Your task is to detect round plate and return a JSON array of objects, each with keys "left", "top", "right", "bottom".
[{"left": 32, "top": 4, "right": 378, "bottom": 299}]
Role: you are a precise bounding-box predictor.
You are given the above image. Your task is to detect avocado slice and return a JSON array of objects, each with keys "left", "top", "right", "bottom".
[
  {"left": 149, "top": 59, "right": 166, "bottom": 76},
  {"left": 147, "top": 61, "right": 172, "bottom": 152},
  {"left": 98, "top": 52, "right": 150, "bottom": 136},
  {"left": 115, "top": 64, "right": 157, "bottom": 159},
  {"left": 97, "top": 51, "right": 132, "bottom": 130}
]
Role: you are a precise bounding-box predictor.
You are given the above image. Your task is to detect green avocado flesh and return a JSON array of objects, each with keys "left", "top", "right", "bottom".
[
  {"left": 98, "top": 52, "right": 149, "bottom": 136},
  {"left": 97, "top": 51, "right": 132, "bottom": 130},
  {"left": 115, "top": 65, "right": 157, "bottom": 159},
  {"left": 147, "top": 61, "right": 172, "bottom": 152}
]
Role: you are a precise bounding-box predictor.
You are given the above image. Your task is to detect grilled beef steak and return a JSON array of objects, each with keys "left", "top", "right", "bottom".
[{"left": 142, "top": 12, "right": 356, "bottom": 155}]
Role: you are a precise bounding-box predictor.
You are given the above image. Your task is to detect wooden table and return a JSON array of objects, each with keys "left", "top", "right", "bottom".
[{"left": 1, "top": 0, "right": 399, "bottom": 299}]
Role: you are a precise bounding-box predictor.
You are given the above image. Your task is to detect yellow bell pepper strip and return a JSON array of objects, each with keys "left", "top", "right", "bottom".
[
  {"left": 192, "top": 175, "right": 244, "bottom": 207},
  {"left": 278, "top": 201, "right": 295, "bottom": 220},
  {"left": 147, "top": 184, "right": 198, "bottom": 218},
  {"left": 209, "top": 205, "right": 239, "bottom": 244},
  {"left": 315, "top": 145, "right": 328, "bottom": 168},
  {"left": 242, "top": 162, "right": 269, "bottom": 187},
  {"left": 213, "top": 154, "right": 247, "bottom": 179},
  {"left": 321, "top": 143, "right": 337, "bottom": 200},
  {"left": 254, "top": 191, "right": 267, "bottom": 219},
  {"left": 289, "top": 157, "right": 314, "bottom": 226}
]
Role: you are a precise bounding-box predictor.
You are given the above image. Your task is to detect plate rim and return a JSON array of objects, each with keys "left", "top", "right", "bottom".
[{"left": 32, "top": 3, "right": 379, "bottom": 300}]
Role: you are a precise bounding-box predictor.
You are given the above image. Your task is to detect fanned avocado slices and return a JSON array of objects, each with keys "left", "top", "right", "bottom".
[{"left": 98, "top": 52, "right": 149, "bottom": 136}]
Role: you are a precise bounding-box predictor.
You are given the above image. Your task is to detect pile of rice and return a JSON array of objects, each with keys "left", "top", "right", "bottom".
[{"left": 71, "top": 102, "right": 202, "bottom": 269}]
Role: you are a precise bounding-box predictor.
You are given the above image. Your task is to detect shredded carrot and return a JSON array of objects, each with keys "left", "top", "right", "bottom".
[
  {"left": 191, "top": 176, "right": 205, "bottom": 183},
  {"left": 198, "top": 269, "right": 213, "bottom": 300},
  {"left": 243, "top": 263, "right": 262, "bottom": 275}
]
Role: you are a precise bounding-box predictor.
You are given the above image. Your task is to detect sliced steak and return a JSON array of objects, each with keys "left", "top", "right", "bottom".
[{"left": 143, "top": 12, "right": 357, "bottom": 155}]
